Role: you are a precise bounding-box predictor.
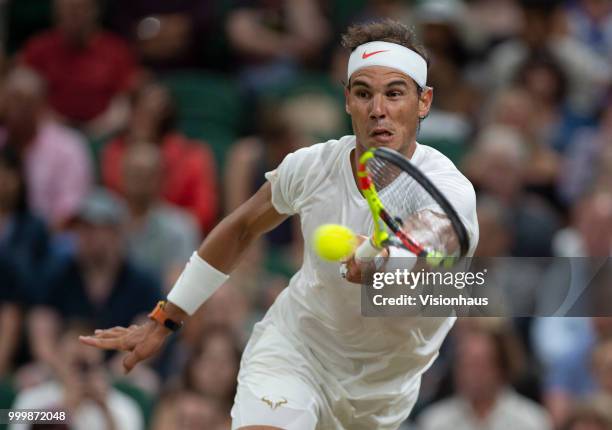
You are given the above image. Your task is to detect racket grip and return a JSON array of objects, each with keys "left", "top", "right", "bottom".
[{"left": 355, "top": 238, "right": 382, "bottom": 262}]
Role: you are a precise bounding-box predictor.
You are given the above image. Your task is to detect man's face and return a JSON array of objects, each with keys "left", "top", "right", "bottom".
[
  {"left": 55, "top": 0, "right": 97, "bottom": 43},
  {"left": 345, "top": 66, "right": 432, "bottom": 156}
]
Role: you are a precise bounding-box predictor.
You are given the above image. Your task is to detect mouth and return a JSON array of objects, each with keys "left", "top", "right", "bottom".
[{"left": 369, "top": 127, "right": 394, "bottom": 143}]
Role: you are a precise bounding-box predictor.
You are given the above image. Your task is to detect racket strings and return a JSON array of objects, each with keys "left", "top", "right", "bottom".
[{"left": 367, "top": 158, "right": 459, "bottom": 255}]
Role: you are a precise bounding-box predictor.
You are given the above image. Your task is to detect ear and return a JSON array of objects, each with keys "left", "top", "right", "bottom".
[
  {"left": 418, "top": 86, "right": 433, "bottom": 119},
  {"left": 344, "top": 86, "right": 351, "bottom": 115}
]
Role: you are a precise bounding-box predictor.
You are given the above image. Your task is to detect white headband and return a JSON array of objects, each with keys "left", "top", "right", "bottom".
[{"left": 347, "top": 41, "right": 428, "bottom": 88}]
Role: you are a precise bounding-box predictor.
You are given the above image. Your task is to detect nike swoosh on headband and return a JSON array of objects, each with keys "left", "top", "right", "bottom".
[{"left": 362, "top": 50, "right": 389, "bottom": 59}]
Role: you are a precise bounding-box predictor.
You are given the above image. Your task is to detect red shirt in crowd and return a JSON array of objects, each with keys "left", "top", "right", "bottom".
[
  {"left": 102, "top": 133, "right": 219, "bottom": 233},
  {"left": 21, "top": 29, "right": 137, "bottom": 123}
]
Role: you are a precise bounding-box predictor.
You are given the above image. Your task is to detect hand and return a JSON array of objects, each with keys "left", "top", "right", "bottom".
[
  {"left": 79, "top": 321, "right": 170, "bottom": 374},
  {"left": 341, "top": 235, "right": 388, "bottom": 284}
]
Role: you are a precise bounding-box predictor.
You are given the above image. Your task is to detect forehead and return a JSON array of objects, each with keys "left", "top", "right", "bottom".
[{"left": 350, "top": 66, "right": 416, "bottom": 88}]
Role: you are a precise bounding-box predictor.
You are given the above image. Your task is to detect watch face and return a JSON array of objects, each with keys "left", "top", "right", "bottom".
[{"left": 164, "top": 319, "right": 182, "bottom": 331}]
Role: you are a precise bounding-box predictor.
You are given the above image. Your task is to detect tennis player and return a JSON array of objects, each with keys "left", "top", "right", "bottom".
[{"left": 81, "top": 20, "right": 479, "bottom": 429}]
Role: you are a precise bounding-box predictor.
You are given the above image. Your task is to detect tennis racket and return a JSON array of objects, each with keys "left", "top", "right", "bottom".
[{"left": 355, "top": 147, "right": 470, "bottom": 264}]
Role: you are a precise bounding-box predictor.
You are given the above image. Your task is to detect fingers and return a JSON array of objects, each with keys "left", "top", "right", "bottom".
[
  {"left": 79, "top": 335, "right": 128, "bottom": 350},
  {"left": 94, "top": 327, "right": 129, "bottom": 339},
  {"left": 122, "top": 341, "right": 152, "bottom": 374}
]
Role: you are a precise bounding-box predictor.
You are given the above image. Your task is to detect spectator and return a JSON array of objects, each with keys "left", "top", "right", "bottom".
[
  {"left": 484, "top": 0, "right": 611, "bottom": 116},
  {"left": 484, "top": 86, "right": 561, "bottom": 204},
  {"left": 532, "top": 318, "right": 612, "bottom": 428},
  {"left": 0, "top": 67, "right": 93, "bottom": 230},
  {"left": 20, "top": 0, "right": 138, "bottom": 137},
  {"left": 0, "top": 145, "right": 51, "bottom": 303},
  {"left": 122, "top": 143, "right": 199, "bottom": 292},
  {"left": 418, "top": 323, "right": 552, "bottom": 430},
  {"left": 563, "top": 0, "right": 612, "bottom": 59},
  {"left": 560, "top": 102, "right": 612, "bottom": 204},
  {"left": 463, "top": 125, "right": 560, "bottom": 256},
  {"left": 514, "top": 54, "right": 571, "bottom": 153},
  {"left": 102, "top": 82, "right": 218, "bottom": 233},
  {"left": 151, "top": 389, "right": 225, "bottom": 430},
  {"left": 106, "top": 0, "right": 219, "bottom": 71},
  {"left": 10, "top": 323, "right": 144, "bottom": 430},
  {"left": 28, "top": 188, "right": 161, "bottom": 369},
  {"left": 553, "top": 191, "right": 612, "bottom": 257},
  {"left": 226, "top": 0, "right": 331, "bottom": 94},
  {"left": 182, "top": 325, "right": 241, "bottom": 420}
]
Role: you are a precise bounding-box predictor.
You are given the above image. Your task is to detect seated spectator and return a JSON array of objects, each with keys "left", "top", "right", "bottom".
[
  {"left": 10, "top": 323, "right": 143, "bottom": 430},
  {"left": 181, "top": 326, "right": 241, "bottom": 423},
  {"left": 553, "top": 191, "right": 612, "bottom": 257},
  {"left": 418, "top": 323, "right": 552, "bottom": 430},
  {"left": 0, "top": 145, "right": 51, "bottom": 303},
  {"left": 20, "top": 0, "right": 138, "bottom": 137},
  {"left": 532, "top": 318, "right": 612, "bottom": 428},
  {"left": 102, "top": 82, "right": 218, "bottom": 233},
  {"left": 0, "top": 67, "right": 93, "bottom": 230},
  {"left": 151, "top": 389, "right": 225, "bottom": 430},
  {"left": 28, "top": 188, "right": 161, "bottom": 369},
  {"left": 484, "top": 87, "right": 561, "bottom": 206},
  {"left": 226, "top": 0, "right": 330, "bottom": 94},
  {"left": 106, "top": 0, "right": 218, "bottom": 71},
  {"left": 463, "top": 125, "right": 560, "bottom": 256},
  {"left": 514, "top": 54, "right": 572, "bottom": 153},
  {"left": 560, "top": 102, "right": 612, "bottom": 204},
  {"left": 121, "top": 143, "right": 199, "bottom": 292},
  {"left": 484, "top": 1, "right": 611, "bottom": 116},
  {"left": 563, "top": 0, "right": 612, "bottom": 59}
]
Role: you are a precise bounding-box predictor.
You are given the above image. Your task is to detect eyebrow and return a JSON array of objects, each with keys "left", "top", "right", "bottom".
[{"left": 350, "top": 79, "right": 410, "bottom": 89}]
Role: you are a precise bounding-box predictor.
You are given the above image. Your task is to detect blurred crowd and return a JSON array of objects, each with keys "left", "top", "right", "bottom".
[{"left": 0, "top": 0, "right": 611, "bottom": 429}]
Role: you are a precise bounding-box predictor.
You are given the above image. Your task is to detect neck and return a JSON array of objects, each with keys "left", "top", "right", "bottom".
[
  {"left": 128, "top": 198, "right": 154, "bottom": 218},
  {"left": 468, "top": 391, "right": 499, "bottom": 421}
]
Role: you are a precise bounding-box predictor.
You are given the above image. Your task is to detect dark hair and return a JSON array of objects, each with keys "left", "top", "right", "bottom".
[
  {"left": 515, "top": 52, "right": 568, "bottom": 105},
  {"left": 341, "top": 19, "right": 429, "bottom": 92},
  {"left": 130, "top": 83, "right": 178, "bottom": 140},
  {"left": 0, "top": 145, "right": 28, "bottom": 213},
  {"left": 182, "top": 325, "right": 242, "bottom": 408}
]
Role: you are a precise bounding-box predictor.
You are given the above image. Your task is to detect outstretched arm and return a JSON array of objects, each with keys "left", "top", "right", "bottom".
[{"left": 80, "top": 182, "right": 288, "bottom": 372}]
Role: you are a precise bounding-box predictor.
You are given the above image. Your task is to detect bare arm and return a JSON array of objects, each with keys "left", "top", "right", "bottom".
[
  {"left": 0, "top": 304, "right": 21, "bottom": 377},
  {"left": 80, "top": 182, "right": 288, "bottom": 371}
]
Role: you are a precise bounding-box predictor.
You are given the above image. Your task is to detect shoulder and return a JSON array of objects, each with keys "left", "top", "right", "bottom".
[
  {"left": 22, "top": 30, "right": 61, "bottom": 55},
  {"left": 42, "top": 121, "right": 87, "bottom": 148},
  {"left": 282, "top": 135, "right": 354, "bottom": 169},
  {"left": 415, "top": 143, "right": 476, "bottom": 198}
]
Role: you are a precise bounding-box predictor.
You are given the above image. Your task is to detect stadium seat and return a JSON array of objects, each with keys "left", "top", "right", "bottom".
[{"left": 161, "top": 71, "right": 244, "bottom": 168}]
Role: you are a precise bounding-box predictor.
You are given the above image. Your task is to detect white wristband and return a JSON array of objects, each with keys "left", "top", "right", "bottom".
[
  {"left": 355, "top": 238, "right": 381, "bottom": 262},
  {"left": 167, "top": 251, "right": 229, "bottom": 315}
]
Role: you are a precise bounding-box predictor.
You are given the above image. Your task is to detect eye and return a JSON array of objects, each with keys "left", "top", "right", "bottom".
[
  {"left": 355, "top": 89, "right": 370, "bottom": 99},
  {"left": 387, "top": 90, "right": 403, "bottom": 98}
]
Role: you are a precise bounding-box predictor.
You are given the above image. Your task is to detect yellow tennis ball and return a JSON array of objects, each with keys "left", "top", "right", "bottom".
[{"left": 313, "top": 224, "right": 357, "bottom": 261}]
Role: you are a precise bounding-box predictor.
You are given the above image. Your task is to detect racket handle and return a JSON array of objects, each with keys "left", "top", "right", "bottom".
[{"left": 355, "top": 238, "right": 382, "bottom": 262}]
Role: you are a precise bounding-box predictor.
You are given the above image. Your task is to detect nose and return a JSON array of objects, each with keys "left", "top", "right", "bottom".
[{"left": 368, "top": 93, "right": 386, "bottom": 120}]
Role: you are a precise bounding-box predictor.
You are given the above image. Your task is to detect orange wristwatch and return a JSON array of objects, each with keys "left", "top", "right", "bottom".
[{"left": 148, "top": 301, "right": 183, "bottom": 332}]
